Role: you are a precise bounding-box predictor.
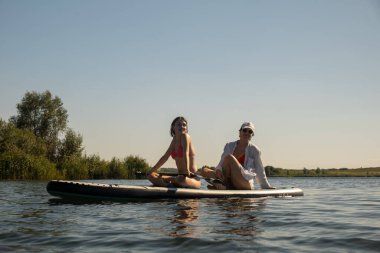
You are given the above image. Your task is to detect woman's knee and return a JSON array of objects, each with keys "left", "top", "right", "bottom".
[
  {"left": 175, "top": 176, "right": 201, "bottom": 189},
  {"left": 188, "top": 178, "right": 201, "bottom": 189},
  {"left": 223, "top": 155, "right": 240, "bottom": 167},
  {"left": 223, "top": 154, "right": 235, "bottom": 163}
]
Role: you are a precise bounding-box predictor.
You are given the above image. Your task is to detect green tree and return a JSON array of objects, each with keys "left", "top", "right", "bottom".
[
  {"left": 108, "top": 157, "right": 127, "bottom": 178},
  {"left": 0, "top": 151, "right": 61, "bottom": 180},
  {"left": 58, "top": 128, "right": 83, "bottom": 161},
  {"left": 265, "top": 166, "right": 274, "bottom": 176},
  {"left": 0, "top": 119, "right": 60, "bottom": 180},
  {"left": 9, "top": 90, "right": 68, "bottom": 161},
  {"left": 60, "top": 155, "right": 88, "bottom": 180},
  {"left": 85, "top": 154, "right": 108, "bottom": 179},
  {"left": 124, "top": 155, "right": 150, "bottom": 179},
  {"left": 265, "top": 166, "right": 282, "bottom": 176},
  {"left": 0, "top": 120, "right": 47, "bottom": 157}
]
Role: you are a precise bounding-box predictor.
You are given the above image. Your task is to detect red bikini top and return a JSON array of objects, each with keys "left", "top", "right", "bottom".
[
  {"left": 171, "top": 142, "right": 184, "bottom": 159},
  {"left": 236, "top": 153, "right": 245, "bottom": 166}
]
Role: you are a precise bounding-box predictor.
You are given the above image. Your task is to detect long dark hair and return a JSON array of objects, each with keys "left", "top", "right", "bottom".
[{"left": 170, "top": 116, "right": 188, "bottom": 137}]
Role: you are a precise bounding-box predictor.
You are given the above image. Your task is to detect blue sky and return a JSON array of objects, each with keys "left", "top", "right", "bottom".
[{"left": 1, "top": 0, "right": 379, "bottom": 169}]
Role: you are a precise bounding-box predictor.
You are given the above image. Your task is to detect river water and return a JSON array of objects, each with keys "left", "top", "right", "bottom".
[{"left": 0, "top": 177, "right": 379, "bottom": 252}]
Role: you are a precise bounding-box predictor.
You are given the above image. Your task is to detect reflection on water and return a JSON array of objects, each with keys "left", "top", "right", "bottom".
[
  {"left": 163, "top": 197, "right": 268, "bottom": 238},
  {"left": 141, "top": 197, "right": 268, "bottom": 239},
  {"left": 169, "top": 199, "right": 199, "bottom": 237},
  {"left": 1, "top": 179, "right": 380, "bottom": 253},
  {"left": 20, "top": 208, "right": 48, "bottom": 219},
  {"left": 48, "top": 198, "right": 111, "bottom": 205},
  {"left": 211, "top": 198, "right": 267, "bottom": 238}
]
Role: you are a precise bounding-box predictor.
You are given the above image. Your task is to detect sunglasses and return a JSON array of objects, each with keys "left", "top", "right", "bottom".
[{"left": 242, "top": 129, "right": 253, "bottom": 134}]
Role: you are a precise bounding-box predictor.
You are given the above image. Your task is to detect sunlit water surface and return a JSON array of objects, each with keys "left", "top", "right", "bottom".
[{"left": 1, "top": 178, "right": 379, "bottom": 252}]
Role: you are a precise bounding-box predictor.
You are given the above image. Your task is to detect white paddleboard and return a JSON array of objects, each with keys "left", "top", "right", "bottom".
[{"left": 47, "top": 180, "right": 303, "bottom": 200}]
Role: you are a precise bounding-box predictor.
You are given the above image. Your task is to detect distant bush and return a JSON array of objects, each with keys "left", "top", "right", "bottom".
[
  {"left": 107, "top": 157, "right": 127, "bottom": 179},
  {"left": 124, "top": 155, "right": 150, "bottom": 179},
  {"left": 85, "top": 154, "right": 109, "bottom": 179},
  {"left": 0, "top": 151, "right": 61, "bottom": 180},
  {"left": 0, "top": 120, "right": 47, "bottom": 157},
  {"left": 59, "top": 155, "right": 88, "bottom": 180}
]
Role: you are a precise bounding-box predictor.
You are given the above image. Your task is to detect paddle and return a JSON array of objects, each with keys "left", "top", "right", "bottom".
[
  {"left": 155, "top": 172, "right": 226, "bottom": 188},
  {"left": 136, "top": 170, "right": 226, "bottom": 189}
]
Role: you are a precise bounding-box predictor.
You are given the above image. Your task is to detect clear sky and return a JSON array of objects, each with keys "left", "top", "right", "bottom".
[{"left": 1, "top": 0, "right": 379, "bottom": 170}]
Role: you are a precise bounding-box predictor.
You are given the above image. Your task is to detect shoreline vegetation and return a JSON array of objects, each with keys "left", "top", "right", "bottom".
[
  {"left": 1, "top": 91, "right": 379, "bottom": 180},
  {"left": 264, "top": 166, "right": 380, "bottom": 177},
  {"left": 0, "top": 91, "right": 151, "bottom": 181},
  {"left": 159, "top": 167, "right": 380, "bottom": 178}
]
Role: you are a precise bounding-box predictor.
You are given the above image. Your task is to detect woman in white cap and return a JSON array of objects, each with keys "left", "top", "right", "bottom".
[
  {"left": 199, "top": 122, "right": 274, "bottom": 190},
  {"left": 147, "top": 116, "right": 201, "bottom": 189}
]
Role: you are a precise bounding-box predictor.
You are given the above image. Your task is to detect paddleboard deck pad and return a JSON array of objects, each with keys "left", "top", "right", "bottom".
[{"left": 47, "top": 180, "right": 303, "bottom": 200}]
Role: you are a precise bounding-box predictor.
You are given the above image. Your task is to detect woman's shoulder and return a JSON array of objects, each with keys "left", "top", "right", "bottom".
[
  {"left": 225, "top": 140, "right": 238, "bottom": 146},
  {"left": 223, "top": 141, "right": 237, "bottom": 150},
  {"left": 248, "top": 143, "right": 261, "bottom": 153},
  {"left": 180, "top": 133, "right": 191, "bottom": 141}
]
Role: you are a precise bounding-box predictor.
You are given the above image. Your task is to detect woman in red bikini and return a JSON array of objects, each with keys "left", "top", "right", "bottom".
[
  {"left": 147, "top": 116, "right": 201, "bottom": 189},
  {"left": 199, "top": 122, "right": 274, "bottom": 190}
]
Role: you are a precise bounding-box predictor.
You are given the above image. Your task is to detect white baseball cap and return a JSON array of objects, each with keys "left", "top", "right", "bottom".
[{"left": 240, "top": 122, "right": 255, "bottom": 132}]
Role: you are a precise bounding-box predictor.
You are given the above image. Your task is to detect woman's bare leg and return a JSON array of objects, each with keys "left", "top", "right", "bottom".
[
  {"left": 174, "top": 175, "right": 201, "bottom": 189},
  {"left": 221, "top": 155, "right": 234, "bottom": 189},
  {"left": 148, "top": 172, "right": 175, "bottom": 187},
  {"left": 230, "top": 167, "right": 251, "bottom": 190},
  {"left": 198, "top": 167, "right": 217, "bottom": 178},
  {"left": 222, "top": 155, "right": 252, "bottom": 190}
]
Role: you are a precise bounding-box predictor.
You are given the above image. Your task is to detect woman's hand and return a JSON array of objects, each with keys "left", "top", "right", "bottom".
[{"left": 147, "top": 167, "right": 158, "bottom": 176}]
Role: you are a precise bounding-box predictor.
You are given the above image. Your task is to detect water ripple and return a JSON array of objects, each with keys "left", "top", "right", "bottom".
[{"left": 1, "top": 178, "right": 380, "bottom": 252}]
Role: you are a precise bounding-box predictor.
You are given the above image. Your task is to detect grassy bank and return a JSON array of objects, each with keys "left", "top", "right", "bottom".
[{"left": 264, "top": 166, "right": 380, "bottom": 177}]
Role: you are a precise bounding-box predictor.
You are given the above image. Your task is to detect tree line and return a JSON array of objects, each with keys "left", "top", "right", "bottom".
[
  {"left": 0, "top": 91, "right": 150, "bottom": 180},
  {"left": 264, "top": 166, "right": 380, "bottom": 177},
  {"left": 2, "top": 91, "right": 378, "bottom": 180}
]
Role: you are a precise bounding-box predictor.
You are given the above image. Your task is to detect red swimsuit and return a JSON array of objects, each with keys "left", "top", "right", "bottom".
[
  {"left": 236, "top": 153, "right": 245, "bottom": 166},
  {"left": 171, "top": 142, "right": 184, "bottom": 159}
]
